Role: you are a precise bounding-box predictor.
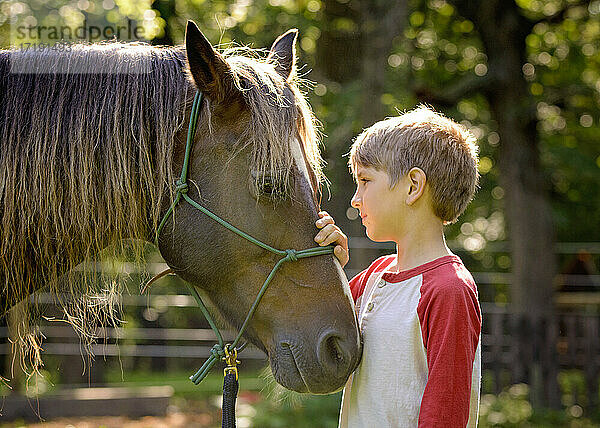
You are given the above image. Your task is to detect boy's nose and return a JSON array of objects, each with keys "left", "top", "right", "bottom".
[{"left": 350, "top": 192, "right": 360, "bottom": 209}]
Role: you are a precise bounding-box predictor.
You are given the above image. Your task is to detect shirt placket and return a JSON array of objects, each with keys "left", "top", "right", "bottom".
[{"left": 358, "top": 276, "right": 388, "bottom": 329}]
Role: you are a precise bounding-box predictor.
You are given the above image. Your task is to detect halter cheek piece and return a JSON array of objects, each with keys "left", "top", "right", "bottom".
[{"left": 154, "top": 91, "right": 335, "bottom": 386}]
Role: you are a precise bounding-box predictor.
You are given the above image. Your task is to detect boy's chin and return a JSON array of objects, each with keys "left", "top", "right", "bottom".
[{"left": 365, "top": 229, "right": 386, "bottom": 242}]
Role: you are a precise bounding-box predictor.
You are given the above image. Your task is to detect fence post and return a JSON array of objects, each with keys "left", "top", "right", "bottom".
[
  {"left": 489, "top": 312, "right": 504, "bottom": 393},
  {"left": 542, "top": 315, "right": 560, "bottom": 408},
  {"left": 529, "top": 316, "right": 544, "bottom": 408},
  {"left": 584, "top": 316, "right": 599, "bottom": 414},
  {"left": 510, "top": 313, "right": 529, "bottom": 385}
]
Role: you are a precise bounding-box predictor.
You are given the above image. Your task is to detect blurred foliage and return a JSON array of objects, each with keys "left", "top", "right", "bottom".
[
  {"left": 479, "top": 382, "right": 599, "bottom": 428},
  {"left": 248, "top": 391, "right": 342, "bottom": 428}
]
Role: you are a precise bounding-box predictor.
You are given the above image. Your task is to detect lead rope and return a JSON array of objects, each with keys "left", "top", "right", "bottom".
[
  {"left": 154, "top": 91, "right": 334, "bottom": 428},
  {"left": 222, "top": 347, "right": 240, "bottom": 428}
]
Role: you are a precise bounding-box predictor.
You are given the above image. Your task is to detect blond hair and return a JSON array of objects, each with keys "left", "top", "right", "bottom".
[{"left": 349, "top": 106, "right": 479, "bottom": 223}]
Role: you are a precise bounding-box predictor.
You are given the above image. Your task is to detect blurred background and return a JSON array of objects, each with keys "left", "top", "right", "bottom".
[{"left": 1, "top": 0, "right": 599, "bottom": 426}]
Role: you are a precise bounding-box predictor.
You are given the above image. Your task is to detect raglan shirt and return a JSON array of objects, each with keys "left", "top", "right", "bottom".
[{"left": 338, "top": 255, "right": 481, "bottom": 428}]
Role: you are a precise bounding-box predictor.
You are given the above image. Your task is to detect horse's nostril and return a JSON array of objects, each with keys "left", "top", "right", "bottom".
[
  {"left": 317, "top": 330, "right": 352, "bottom": 378},
  {"left": 330, "top": 337, "right": 344, "bottom": 363}
]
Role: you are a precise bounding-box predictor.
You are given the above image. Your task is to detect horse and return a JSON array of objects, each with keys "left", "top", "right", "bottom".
[{"left": 0, "top": 21, "right": 362, "bottom": 394}]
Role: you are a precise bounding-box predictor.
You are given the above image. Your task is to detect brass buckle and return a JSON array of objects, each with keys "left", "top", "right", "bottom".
[{"left": 223, "top": 345, "right": 240, "bottom": 380}]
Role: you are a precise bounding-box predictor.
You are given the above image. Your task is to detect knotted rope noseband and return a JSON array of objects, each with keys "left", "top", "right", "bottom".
[{"left": 154, "top": 91, "right": 335, "bottom": 427}]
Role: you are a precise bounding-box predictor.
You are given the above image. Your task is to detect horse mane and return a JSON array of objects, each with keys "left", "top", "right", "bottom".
[
  {"left": 0, "top": 41, "right": 324, "bottom": 375},
  {"left": 0, "top": 43, "right": 190, "bottom": 308},
  {"left": 0, "top": 43, "right": 193, "bottom": 374}
]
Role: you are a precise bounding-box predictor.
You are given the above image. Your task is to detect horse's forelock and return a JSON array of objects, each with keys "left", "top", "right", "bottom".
[{"left": 220, "top": 51, "right": 324, "bottom": 198}]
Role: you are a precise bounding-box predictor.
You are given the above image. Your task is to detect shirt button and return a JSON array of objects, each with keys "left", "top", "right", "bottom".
[
  {"left": 367, "top": 302, "right": 374, "bottom": 311},
  {"left": 377, "top": 279, "right": 387, "bottom": 288}
]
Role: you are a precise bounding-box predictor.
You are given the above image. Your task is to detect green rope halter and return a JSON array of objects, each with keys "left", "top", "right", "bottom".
[{"left": 155, "top": 91, "right": 335, "bottom": 385}]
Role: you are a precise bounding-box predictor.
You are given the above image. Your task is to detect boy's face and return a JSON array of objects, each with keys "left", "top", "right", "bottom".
[{"left": 350, "top": 165, "right": 406, "bottom": 242}]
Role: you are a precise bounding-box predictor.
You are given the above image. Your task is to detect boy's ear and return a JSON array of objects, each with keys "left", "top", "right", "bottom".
[
  {"left": 267, "top": 29, "right": 298, "bottom": 81},
  {"left": 185, "top": 21, "right": 233, "bottom": 102},
  {"left": 406, "top": 167, "right": 427, "bottom": 205}
]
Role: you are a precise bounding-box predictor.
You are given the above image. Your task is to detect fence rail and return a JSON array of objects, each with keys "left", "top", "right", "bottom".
[
  {"left": 0, "top": 343, "right": 265, "bottom": 359},
  {"left": 0, "top": 325, "right": 266, "bottom": 359}
]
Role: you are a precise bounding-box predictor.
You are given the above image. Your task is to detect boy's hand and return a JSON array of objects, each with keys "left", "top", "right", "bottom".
[{"left": 314, "top": 211, "right": 349, "bottom": 268}]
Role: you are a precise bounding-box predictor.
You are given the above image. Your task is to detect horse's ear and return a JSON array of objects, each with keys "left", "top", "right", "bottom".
[
  {"left": 185, "top": 21, "right": 231, "bottom": 101},
  {"left": 267, "top": 29, "right": 298, "bottom": 81}
]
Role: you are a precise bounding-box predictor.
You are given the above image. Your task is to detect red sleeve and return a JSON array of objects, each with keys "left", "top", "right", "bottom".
[{"left": 417, "top": 269, "right": 481, "bottom": 427}]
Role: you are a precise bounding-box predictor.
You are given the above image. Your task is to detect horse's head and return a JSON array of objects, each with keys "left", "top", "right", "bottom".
[{"left": 157, "top": 22, "right": 361, "bottom": 393}]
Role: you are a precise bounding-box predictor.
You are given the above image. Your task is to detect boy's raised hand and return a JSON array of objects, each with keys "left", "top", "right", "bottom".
[{"left": 314, "top": 211, "right": 349, "bottom": 268}]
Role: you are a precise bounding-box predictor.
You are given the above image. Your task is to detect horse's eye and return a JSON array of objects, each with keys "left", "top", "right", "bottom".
[
  {"left": 261, "top": 178, "right": 274, "bottom": 194},
  {"left": 259, "top": 176, "right": 284, "bottom": 198},
  {"left": 251, "top": 170, "right": 287, "bottom": 200}
]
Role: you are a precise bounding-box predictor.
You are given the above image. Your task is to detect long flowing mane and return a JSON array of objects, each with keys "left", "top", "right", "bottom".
[
  {"left": 0, "top": 41, "right": 323, "bottom": 373},
  {"left": 0, "top": 44, "right": 190, "bottom": 311}
]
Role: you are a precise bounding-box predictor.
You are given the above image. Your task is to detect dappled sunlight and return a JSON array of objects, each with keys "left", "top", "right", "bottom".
[{"left": 1, "top": 0, "right": 599, "bottom": 425}]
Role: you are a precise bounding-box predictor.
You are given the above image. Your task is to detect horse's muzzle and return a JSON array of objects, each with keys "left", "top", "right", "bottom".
[{"left": 271, "top": 327, "right": 362, "bottom": 394}]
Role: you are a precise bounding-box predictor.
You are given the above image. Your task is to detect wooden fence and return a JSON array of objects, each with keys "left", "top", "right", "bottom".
[
  {"left": 482, "top": 306, "right": 600, "bottom": 410},
  {"left": 2, "top": 301, "right": 599, "bottom": 406}
]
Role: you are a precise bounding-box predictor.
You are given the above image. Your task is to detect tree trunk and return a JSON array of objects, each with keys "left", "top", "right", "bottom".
[
  {"left": 358, "top": 0, "right": 408, "bottom": 127},
  {"left": 448, "top": 0, "right": 560, "bottom": 407}
]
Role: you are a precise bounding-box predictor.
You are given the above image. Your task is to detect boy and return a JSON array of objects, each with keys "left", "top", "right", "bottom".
[{"left": 314, "top": 106, "right": 481, "bottom": 427}]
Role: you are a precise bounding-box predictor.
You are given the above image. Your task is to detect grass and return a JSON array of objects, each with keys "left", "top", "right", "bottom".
[{"left": 3, "top": 368, "right": 600, "bottom": 428}]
